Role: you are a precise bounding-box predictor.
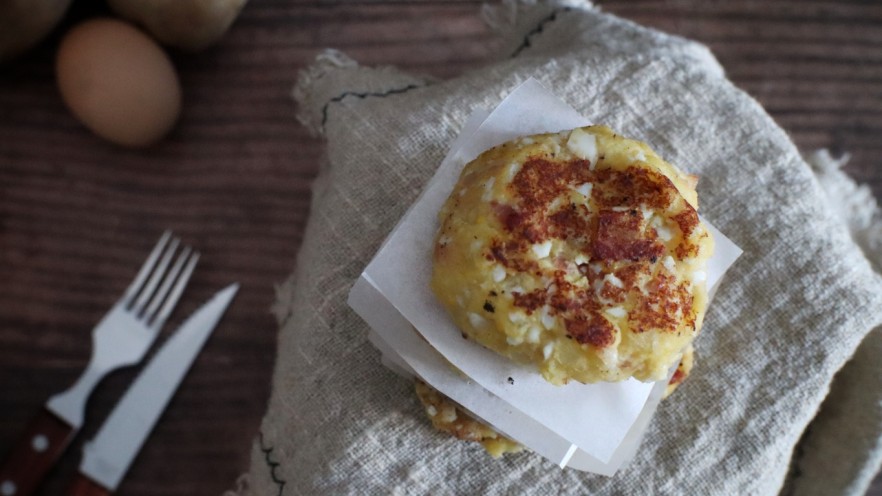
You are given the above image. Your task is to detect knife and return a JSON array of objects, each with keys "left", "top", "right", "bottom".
[{"left": 66, "top": 283, "right": 239, "bottom": 496}]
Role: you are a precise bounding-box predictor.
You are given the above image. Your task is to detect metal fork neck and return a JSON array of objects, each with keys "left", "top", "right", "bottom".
[{"left": 46, "top": 365, "right": 107, "bottom": 428}]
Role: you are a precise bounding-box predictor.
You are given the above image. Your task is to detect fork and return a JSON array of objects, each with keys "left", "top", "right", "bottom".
[{"left": 0, "top": 232, "right": 199, "bottom": 496}]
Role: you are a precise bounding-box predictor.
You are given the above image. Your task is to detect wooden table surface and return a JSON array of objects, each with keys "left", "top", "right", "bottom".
[{"left": 1, "top": 1, "right": 880, "bottom": 494}]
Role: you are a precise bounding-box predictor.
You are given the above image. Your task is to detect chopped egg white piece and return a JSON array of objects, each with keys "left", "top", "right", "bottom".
[
  {"left": 604, "top": 273, "right": 624, "bottom": 288},
  {"left": 632, "top": 149, "right": 647, "bottom": 162},
  {"left": 574, "top": 182, "right": 593, "bottom": 197},
  {"left": 526, "top": 326, "right": 542, "bottom": 343},
  {"left": 606, "top": 306, "right": 627, "bottom": 318},
  {"left": 532, "top": 241, "right": 552, "bottom": 259},
  {"left": 655, "top": 224, "right": 673, "bottom": 241},
  {"left": 492, "top": 265, "right": 507, "bottom": 282},
  {"left": 599, "top": 347, "right": 619, "bottom": 368},
  {"left": 543, "top": 342, "right": 555, "bottom": 361},
  {"left": 438, "top": 406, "right": 457, "bottom": 423},
  {"left": 506, "top": 335, "right": 523, "bottom": 346},
  {"left": 566, "top": 128, "right": 598, "bottom": 167},
  {"left": 426, "top": 405, "right": 437, "bottom": 417},
  {"left": 468, "top": 312, "right": 486, "bottom": 329},
  {"left": 663, "top": 255, "right": 676, "bottom": 273},
  {"left": 507, "top": 162, "right": 521, "bottom": 181},
  {"left": 482, "top": 177, "right": 496, "bottom": 201},
  {"left": 540, "top": 306, "right": 556, "bottom": 329}
]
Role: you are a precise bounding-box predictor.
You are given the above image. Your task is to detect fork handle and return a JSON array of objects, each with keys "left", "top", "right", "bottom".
[
  {"left": 67, "top": 475, "right": 111, "bottom": 496},
  {"left": 0, "top": 408, "right": 76, "bottom": 496}
]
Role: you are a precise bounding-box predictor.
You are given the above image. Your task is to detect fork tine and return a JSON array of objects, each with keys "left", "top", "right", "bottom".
[
  {"left": 121, "top": 231, "right": 172, "bottom": 306},
  {"left": 131, "top": 237, "right": 180, "bottom": 315},
  {"left": 142, "top": 245, "right": 192, "bottom": 321},
  {"left": 151, "top": 251, "right": 199, "bottom": 329}
]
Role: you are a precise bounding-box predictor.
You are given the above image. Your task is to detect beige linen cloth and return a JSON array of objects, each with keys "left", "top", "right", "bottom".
[{"left": 229, "top": 2, "right": 882, "bottom": 494}]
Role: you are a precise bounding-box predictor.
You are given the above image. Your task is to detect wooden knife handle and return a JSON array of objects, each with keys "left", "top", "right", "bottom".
[
  {"left": 67, "top": 475, "right": 111, "bottom": 496},
  {"left": 0, "top": 408, "right": 76, "bottom": 496}
]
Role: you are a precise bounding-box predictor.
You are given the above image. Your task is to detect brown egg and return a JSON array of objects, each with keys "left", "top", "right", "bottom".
[{"left": 56, "top": 18, "right": 181, "bottom": 147}]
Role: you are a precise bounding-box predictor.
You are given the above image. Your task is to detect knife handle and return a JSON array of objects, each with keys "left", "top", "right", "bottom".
[
  {"left": 67, "top": 475, "right": 110, "bottom": 496},
  {"left": 0, "top": 408, "right": 76, "bottom": 496}
]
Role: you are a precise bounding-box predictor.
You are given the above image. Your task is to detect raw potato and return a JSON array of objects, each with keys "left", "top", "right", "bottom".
[
  {"left": 108, "top": 0, "right": 248, "bottom": 51},
  {"left": 0, "top": 0, "right": 72, "bottom": 63}
]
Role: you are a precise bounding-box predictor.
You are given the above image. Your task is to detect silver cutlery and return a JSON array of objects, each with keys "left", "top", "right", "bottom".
[
  {"left": 0, "top": 232, "right": 198, "bottom": 496},
  {"left": 67, "top": 284, "right": 238, "bottom": 495}
]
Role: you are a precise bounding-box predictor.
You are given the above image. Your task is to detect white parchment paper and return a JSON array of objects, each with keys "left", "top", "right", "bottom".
[{"left": 348, "top": 78, "right": 742, "bottom": 473}]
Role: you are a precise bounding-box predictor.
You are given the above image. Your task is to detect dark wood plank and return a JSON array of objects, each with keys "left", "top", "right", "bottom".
[{"left": 0, "top": 1, "right": 880, "bottom": 495}]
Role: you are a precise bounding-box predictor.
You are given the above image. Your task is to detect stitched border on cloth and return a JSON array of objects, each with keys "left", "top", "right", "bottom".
[
  {"left": 259, "top": 431, "right": 287, "bottom": 496},
  {"left": 316, "top": 7, "right": 574, "bottom": 133}
]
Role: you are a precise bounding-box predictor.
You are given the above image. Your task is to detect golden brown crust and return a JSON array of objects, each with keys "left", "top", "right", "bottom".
[
  {"left": 416, "top": 346, "right": 693, "bottom": 453},
  {"left": 431, "top": 126, "right": 714, "bottom": 384},
  {"left": 414, "top": 380, "right": 524, "bottom": 457}
]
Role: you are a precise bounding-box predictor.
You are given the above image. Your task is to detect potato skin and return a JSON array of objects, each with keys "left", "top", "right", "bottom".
[
  {"left": 0, "top": 0, "right": 73, "bottom": 63},
  {"left": 108, "top": 0, "right": 248, "bottom": 51}
]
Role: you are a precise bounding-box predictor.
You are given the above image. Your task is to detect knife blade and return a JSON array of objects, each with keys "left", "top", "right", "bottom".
[{"left": 71, "top": 283, "right": 239, "bottom": 494}]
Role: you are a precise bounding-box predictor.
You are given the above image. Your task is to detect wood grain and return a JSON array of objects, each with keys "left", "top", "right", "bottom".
[{"left": 0, "top": 1, "right": 879, "bottom": 495}]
